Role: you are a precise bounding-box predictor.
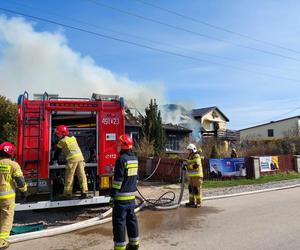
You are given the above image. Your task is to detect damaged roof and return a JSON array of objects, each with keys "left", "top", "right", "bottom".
[
  {"left": 163, "top": 123, "right": 192, "bottom": 132},
  {"left": 125, "top": 109, "right": 191, "bottom": 133}
]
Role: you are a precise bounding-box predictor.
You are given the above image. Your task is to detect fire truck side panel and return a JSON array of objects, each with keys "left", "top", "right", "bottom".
[
  {"left": 17, "top": 95, "right": 125, "bottom": 196},
  {"left": 98, "top": 101, "right": 125, "bottom": 176}
]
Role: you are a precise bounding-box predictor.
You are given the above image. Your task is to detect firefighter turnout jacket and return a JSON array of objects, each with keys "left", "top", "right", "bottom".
[
  {"left": 111, "top": 150, "right": 138, "bottom": 201},
  {"left": 56, "top": 136, "right": 84, "bottom": 161},
  {"left": 0, "top": 158, "right": 27, "bottom": 199},
  {"left": 186, "top": 153, "right": 203, "bottom": 178}
]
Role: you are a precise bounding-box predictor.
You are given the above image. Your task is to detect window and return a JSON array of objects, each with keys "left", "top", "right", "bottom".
[
  {"left": 130, "top": 132, "right": 140, "bottom": 144},
  {"left": 166, "top": 135, "right": 180, "bottom": 151},
  {"left": 268, "top": 129, "right": 274, "bottom": 137}
]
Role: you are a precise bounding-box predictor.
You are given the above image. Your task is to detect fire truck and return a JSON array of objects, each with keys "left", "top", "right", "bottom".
[{"left": 16, "top": 91, "right": 125, "bottom": 209}]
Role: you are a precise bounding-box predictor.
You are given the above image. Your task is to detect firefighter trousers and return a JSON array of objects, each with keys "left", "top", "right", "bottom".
[
  {"left": 64, "top": 160, "right": 88, "bottom": 196},
  {"left": 0, "top": 197, "right": 15, "bottom": 246},
  {"left": 112, "top": 200, "right": 139, "bottom": 250},
  {"left": 188, "top": 177, "right": 203, "bottom": 205}
]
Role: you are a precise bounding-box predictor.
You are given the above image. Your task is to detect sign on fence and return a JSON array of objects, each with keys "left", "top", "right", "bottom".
[
  {"left": 259, "top": 156, "right": 279, "bottom": 172},
  {"left": 209, "top": 158, "right": 246, "bottom": 177}
]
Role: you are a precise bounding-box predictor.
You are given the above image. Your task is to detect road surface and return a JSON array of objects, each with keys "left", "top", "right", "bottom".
[{"left": 10, "top": 187, "right": 300, "bottom": 250}]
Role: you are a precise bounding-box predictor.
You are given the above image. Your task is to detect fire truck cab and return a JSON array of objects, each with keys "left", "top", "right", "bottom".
[{"left": 16, "top": 92, "right": 125, "bottom": 200}]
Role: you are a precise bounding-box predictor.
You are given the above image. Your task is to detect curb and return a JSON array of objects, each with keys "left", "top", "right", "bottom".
[{"left": 181, "top": 183, "right": 300, "bottom": 204}]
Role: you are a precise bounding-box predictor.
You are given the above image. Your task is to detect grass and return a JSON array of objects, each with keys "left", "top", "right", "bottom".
[{"left": 203, "top": 172, "right": 300, "bottom": 189}]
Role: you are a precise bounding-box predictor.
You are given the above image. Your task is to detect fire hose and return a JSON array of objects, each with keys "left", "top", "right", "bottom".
[
  {"left": 9, "top": 158, "right": 185, "bottom": 243},
  {"left": 136, "top": 158, "right": 186, "bottom": 210}
]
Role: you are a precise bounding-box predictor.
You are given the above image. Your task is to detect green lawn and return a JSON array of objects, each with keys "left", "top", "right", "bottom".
[{"left": 203, "top": 172, "right": 300, "bottom": 189}]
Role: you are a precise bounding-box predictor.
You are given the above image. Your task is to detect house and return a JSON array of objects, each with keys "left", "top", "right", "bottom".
[
  {"left": 192, "top": 106, "right": 239, "bottom": 141},
  {"left": 239, "top": 116, "right": 300, "bottom": 141},
  {"left": 125, "top": 108, "right": 143, "bottom": 143},
  {"left": 125, "top": 108, "right": 192, "bottom": 152},
  {"left": 163, "top": 123, "right": 192, "bottom": 152}
]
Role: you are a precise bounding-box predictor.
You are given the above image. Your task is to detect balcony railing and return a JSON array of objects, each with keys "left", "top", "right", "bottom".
[{"left": 201, "top": 129, "right": 240, "bottom": 141}]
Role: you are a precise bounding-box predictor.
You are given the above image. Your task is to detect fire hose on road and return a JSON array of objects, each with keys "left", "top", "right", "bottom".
[
  {"left": 9, "top": 158, "right": 185, "bottom": 243},
  {"left": 10, "top": 158, "right": 300, "bottom": 244}
]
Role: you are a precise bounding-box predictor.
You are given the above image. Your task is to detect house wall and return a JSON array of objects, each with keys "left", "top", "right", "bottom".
[
  {"left": 240, "top": 118, "right": 299, "bottom": 140},
  {"left": 200, "top": 110, "right": 227, "bottom": 131}
]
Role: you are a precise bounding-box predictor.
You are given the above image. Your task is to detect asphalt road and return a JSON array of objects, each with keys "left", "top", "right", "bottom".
[{"left": 10, "top": 187, "right": 300, "bottom": 250}]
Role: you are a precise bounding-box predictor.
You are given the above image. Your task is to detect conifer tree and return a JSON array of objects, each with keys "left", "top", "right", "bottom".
[{"left": 142, "top": 99, "right": 166, "bottom": 156}]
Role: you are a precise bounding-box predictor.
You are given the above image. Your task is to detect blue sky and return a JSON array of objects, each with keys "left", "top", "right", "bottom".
[{"left": 0, "top": 0, "right": 300, "bottom": 130}]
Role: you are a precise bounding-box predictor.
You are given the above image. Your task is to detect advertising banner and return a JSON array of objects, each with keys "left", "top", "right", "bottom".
[
  {"left": 209, "top": 158, "right": 246, "bottom": 177},
  {"left": 259, "top": 156, "right": 279, "bottom": 172}
]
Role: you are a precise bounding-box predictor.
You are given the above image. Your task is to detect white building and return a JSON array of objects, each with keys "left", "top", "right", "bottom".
[{"left": 240, "top": 116, "right": 300, "bottom": 141}]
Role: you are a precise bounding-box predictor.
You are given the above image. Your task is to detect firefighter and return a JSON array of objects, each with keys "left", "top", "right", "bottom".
[
  {"left": 52, "top": 125, "right": 88, "bottom": 199},
  {"left": 110, "top": 134, "right": 139, "bottom": 250},
  {"left": 185, "top": 143, "right": 203, "bottom": 208},
  {"left": 231, "top": 148, "right": 238, "bottom": 158},
  {"left": 0, "top": 142, "right": 27, "bottom": 250}
]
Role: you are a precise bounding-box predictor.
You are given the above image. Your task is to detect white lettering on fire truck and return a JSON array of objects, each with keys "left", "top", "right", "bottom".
[
  {"left": 105, "top": 154, "right": 117, "bottom": 159},
  {"left": 102, "top": 117, "right": 120, "bottom": 125}
]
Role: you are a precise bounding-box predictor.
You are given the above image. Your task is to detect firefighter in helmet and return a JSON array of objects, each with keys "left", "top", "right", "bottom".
[
  {"left": 185, "top": 143, "right": 203, "bottom": 208},
  {"left": 110, "top": 134, "right": 139, "bottom": 250},
  {"left": 51, "top": 125, "right": 88, "bottom": 199},
  {"left": 0, "top": 142, "right": 27, "bottom": 250},
  {"left": 231, "top": 148, "right": 238, "bottom": 158}
]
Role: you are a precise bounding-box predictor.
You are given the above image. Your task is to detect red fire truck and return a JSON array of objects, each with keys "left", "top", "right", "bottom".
[{"left": 16, "top": 91, "right": 125, "bottom": 204}]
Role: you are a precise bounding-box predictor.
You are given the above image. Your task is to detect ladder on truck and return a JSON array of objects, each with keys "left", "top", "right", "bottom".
[
  {"left": 21, "top": 91, "right": 47, "bottom": 194},
  {"left": 17, "top": 92, "right": 111, "bottom": 210}
]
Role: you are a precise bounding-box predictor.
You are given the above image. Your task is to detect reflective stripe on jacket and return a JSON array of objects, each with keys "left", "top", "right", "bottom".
[
  {"left": 0, "top": 158, "right": 27, "bottom": 199},
  {"left": 57, "top": 136, "right": 84, "bottom": 161},
  {"left": 112, "top": 151, "right": 138, "bottom": 201},
  {"left": 186, "top": 153, "right": 203, "bottom": 177}
]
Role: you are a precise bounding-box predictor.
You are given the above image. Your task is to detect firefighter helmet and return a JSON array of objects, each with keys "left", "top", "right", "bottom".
[
  {"left": 0, "top": 142, "right": 16, "bottom": 157},
  {"left": 186, "top": 143, "right": 197, "bottom": 153},
  {"left": 55, "top": 125, "right": 69, "bottom": 137},
  {"left": 119, "top": 134, "right": 133, "bottom": 150}
]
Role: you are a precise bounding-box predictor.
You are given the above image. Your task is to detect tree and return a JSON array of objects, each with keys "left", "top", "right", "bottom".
[
  {"left": 0, "top": 95, "right": 18, "bottom": 144},
  {"left": 210, "top": 144, "right": 221, "bottom": 158},
  {"left": 142, "top": 99, "right": 166, "bottom": 156}
]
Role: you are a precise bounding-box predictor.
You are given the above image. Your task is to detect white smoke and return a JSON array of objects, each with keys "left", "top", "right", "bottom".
[
  {"left": 0, "top": 15, "right": 164, "bottom": 110},
  {"left": 161, "top": 104, "right": 202, "bottom": 141}
]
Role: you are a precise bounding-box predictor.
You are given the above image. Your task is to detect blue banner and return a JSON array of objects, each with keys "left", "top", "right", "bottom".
[{"left": 209, "top": 158, "right": 246, "bottom": 177}]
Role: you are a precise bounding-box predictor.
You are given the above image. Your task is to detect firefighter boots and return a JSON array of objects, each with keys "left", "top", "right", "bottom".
[
  {"left": 185, "top": 202, "right": 195, "bottom": 207},
  {"left": 0, "top": 239, "right": 9, "bottom": 250},
  {"left": 79, "top": 192, "right": 89, "bottom": 199},
  {"left": 126, "top": 244, "right": 139, "bottom": 250}
]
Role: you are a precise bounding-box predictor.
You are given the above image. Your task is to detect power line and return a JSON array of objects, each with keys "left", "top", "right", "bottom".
[
  {"left": 241, "top": 107, "right": 300, "bottom": 128},
  {"left": 9, "top": 0, "right": 296, "bottom": 73},
  {"left": 1, "top": 7, "right": 300, "bottom": 83},
  {"left": 87, "top": 0, "right": 300, "bottom": 63},
  {"left": 11, "top": 0, "right": 298, "bottom": 72},
  {"left": 134, "top": 0, "right": 300, "bottom": 55}
]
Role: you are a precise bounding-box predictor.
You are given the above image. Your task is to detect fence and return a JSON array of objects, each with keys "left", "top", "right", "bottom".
[{"left": 138, "top": 155, "right": 300, "bottom": 183}]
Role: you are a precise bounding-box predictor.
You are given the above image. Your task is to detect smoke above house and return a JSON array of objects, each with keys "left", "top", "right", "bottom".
[
  {"left": 161, "top": 104, "right": 202, "bottom": 141},
  {"left": 0, "top": 15, "right": 201, "bottom": 137},
  {"left": 0, "top": 15, "right": 164, "bottom": 111}
]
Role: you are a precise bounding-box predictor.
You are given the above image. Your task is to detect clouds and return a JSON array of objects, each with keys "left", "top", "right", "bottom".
[{"left": 0, "top": 15, "right": 164, "bottom": 111}]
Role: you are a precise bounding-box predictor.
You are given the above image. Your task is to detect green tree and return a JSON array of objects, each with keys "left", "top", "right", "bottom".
[
  {"left": 210, "top": 145, "right": 221, "bottom": 158},
  {"left": 142, "top": 99, "right": 166, "bottom": 156},
  {"left": 0, "top": 95, "right": 18, "bottom": 144}
]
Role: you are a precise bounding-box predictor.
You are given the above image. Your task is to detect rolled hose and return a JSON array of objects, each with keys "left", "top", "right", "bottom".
[{"left": 9, "top": 197, "right": 145, "bottom": 243}]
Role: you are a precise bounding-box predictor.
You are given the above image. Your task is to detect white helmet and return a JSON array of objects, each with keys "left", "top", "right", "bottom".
[{"left": 186, "top": 143, "right": 197, "bottom": 153}]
